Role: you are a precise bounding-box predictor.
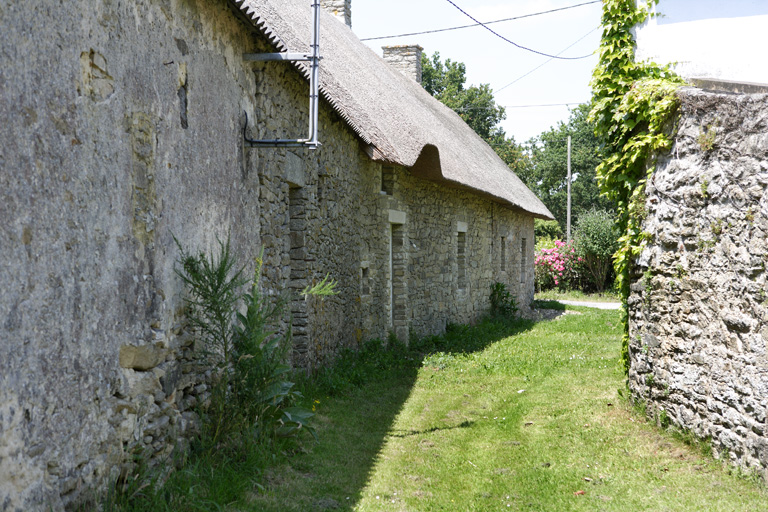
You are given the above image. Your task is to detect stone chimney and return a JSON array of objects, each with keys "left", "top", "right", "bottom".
[
  {"left": 382, "top": 45, "right": 424, "bottom": 83},
  {"left": 319, "top": 0, "right": 351, "bottom": 28}
]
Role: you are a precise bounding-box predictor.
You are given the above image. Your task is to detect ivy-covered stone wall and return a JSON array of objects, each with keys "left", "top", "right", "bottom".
[{"left": 629, "top": 86, "right": 768, "bottom": 472}]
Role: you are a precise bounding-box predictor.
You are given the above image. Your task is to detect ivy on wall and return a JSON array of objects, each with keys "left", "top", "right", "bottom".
[{"left": 588, "top": 0, "right": 686, "bottom": 372}]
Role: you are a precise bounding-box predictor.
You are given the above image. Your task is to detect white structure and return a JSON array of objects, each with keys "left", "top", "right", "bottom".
[{"left": 634, "top": 0, "right": 768, "bottom": 85}]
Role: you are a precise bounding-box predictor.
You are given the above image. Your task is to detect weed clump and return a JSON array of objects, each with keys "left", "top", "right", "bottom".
[
  {"left": 489, "top": 282, "right": 518, "bottom": 318},
  {"left": 103, "top": 237, "right": 336, "bottom": 510},
  {"left": 175, "top": 237, "right": 318, "bottom": 446}
]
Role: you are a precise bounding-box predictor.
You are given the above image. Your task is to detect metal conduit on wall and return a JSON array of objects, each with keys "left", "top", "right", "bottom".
[{"left": 242, "top": 0, "right": 321, "bottom": 149}]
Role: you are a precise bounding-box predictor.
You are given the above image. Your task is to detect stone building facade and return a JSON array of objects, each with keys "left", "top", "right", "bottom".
[
  {"left": 0, "top": 0, "right": 551, "bottom": 509},
  {"left": 628, "top": 86, "right": 768, "bottom": 473}
]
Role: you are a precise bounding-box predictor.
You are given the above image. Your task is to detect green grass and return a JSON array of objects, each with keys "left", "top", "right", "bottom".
[
  {"left": 109, "top": 309, "right": 767, "bottom": 511},
  {"left": 99, "top": 433, "right": 277, "bottom": 511},
  {"left": 535, "top": 289, "right": 621, "bottom": 303},
  {"left": 248, "top": 309, "right": 767, "bottom": 511}
]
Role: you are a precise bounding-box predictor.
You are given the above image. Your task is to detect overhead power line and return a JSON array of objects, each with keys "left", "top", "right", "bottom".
[
  {"left": 360, "top": 1, "right": 600, "bottom": 42},
  {"left": 505, "top": 102, "right": 587, "bottom": 109},
  {"left": 442, "top": 0, "right": 594, "bottom": 60},
  {"left": 495, "top": 26, "right": 600, "bottom": 93},
  {"left": 456, "top": 102, "right": 588, "bottom": 112}
]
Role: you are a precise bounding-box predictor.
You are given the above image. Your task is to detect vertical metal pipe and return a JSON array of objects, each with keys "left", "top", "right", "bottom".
[
  {"left": 308, "top": 0, "right": 320, "bottom": 149},
  {"left": 242, "top": 2, "right": 321, "bottom": 148}
]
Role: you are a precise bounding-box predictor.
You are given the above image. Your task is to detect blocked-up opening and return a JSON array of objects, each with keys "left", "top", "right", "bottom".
[
  {"left": 289, "top": 186, "right": 309, "bottom": 365},
  {"left": 457, "top": 231, "right": 467, "bottom": 290},
  {"left": 390, "top": 223, "right": 407, "bottom": 333}
]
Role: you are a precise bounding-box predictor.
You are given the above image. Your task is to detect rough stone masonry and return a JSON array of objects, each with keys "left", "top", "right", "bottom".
[
  {"left": 629, "top": 86, "right": 768, "bottom": 474},
  {"left": 0, "top": 0, "right": 537, "bottom": 509}
]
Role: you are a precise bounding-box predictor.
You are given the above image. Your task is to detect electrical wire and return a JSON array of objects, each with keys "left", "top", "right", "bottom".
[
  {"left": 456, "top": 102, "right": 588, "bottom": 112},
  {"left": 495, "top": 26, "right": 600, "bottom": 93},
  {"left": 505, "top": 102, "right": 586, "bottom": 108},
  {"left": 443, "top": 0, "right": 594, "bottom": 60},
  {"left": 359, "top": 1, "right": 600, "bottom": 42}
]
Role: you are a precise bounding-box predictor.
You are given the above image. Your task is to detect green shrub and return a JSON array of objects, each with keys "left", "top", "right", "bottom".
[
  {"left": 573, "top": 209, "right": 619, "bottom": 292},
  {"left": 489, "top": 282, "right": 518, "bottom": 318}
]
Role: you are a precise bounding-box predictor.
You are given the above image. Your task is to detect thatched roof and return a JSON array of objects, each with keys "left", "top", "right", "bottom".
[{"left": 233, "top": 0, "right": 554, "bottom": 220}]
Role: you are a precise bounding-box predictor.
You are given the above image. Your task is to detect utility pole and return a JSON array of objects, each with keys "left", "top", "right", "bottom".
[{"left": 566, "top": 135, "right": 572, "bottom": 242}]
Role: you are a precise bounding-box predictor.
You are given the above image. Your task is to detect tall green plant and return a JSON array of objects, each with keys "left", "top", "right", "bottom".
[
  {"left": 175, "top": 238, "right": 325, "bottom": 447},
  {"left": 534, "top": 219, "right": 563, "bottom": 242},
  {"left": 232, "top": 258, "right": 317, "bottom": 441},
  {"left": 175, "top": 236, "right": 247, "bottom": 443},
  {"left": 421, "top": 51, "right": 506, "bottom": 141},
  {"left": 589, "top": 0, "right": 686, "bottom": 371}
]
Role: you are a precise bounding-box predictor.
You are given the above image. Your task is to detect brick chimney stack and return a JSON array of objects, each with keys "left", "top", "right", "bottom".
[
  {"left": 382, "top": 45, "right": 424, "bottom": 83},
  {"left": 319, "top": 0, "right": 351, "bottom": 28}
]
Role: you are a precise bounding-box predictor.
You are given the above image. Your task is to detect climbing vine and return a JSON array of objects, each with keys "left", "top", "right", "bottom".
[{"left": 588, "top": 0, "right": 686, "bottom": 372}]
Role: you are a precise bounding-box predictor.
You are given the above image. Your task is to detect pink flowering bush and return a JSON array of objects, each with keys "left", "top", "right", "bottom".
[{"left": 534, "top": 239, "right": 583, "bottom": 291}]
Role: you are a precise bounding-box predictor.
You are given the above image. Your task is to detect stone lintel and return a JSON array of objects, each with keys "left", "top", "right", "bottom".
[
  {"left": 389, "top": 209, "right": 406, "bottom": 224},
  {"left": 286, "top": 151, "right": 305, "bottom": 187}
]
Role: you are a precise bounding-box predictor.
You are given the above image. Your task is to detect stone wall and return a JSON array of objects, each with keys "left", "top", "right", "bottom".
[
  {"left": 1, "top": 1, "right": 270, "bottom": 508},
  {"left": 0, "top": 0, "right": 535, "bottom": 509},
  {"left": 629, "top": 87, "right": 768, "bottom": 473}
]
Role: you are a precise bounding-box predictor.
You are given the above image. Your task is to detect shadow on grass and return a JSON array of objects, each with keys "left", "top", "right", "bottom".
[
  {"left": 257, "top": 315, "right": 552, "bottom": 511},
  {"left": 531, "top": 299, "right": 566, "bottom": 310}
]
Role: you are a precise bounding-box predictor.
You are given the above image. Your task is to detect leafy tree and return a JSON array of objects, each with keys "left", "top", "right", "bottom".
[
  {"left": 486, "top": 130, "right": 531, "bottom": 173},
  {"left": 525, "top": 103, "right": 613, "bottom": 231},
  {"left": 573, "top": 208, "right": 619, "bottom": 292},
  {"left": 421, "top": 52, "right": 506, "bottom": 140},
  {"left": 534, "top": 219, "right": 563, "bottom": 241}
]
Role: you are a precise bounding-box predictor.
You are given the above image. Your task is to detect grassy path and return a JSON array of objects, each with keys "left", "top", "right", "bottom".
[{"left": 249, "top": 308, "right": 767, "bottom": 511}]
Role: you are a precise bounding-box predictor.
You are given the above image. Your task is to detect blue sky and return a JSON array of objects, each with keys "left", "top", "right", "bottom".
[{"left": 352, "top": 0, "right": 603, "bottom": 144}]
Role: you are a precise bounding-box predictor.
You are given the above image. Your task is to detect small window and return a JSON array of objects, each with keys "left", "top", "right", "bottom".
[
  {"left": 361, "top": 265, "right": 370, "bottom": 296},
  {"left": 500, "top": 237, "right": 507, "bottom": 272},
  {"left": 381, "top": 166, "right": 394, "bottom": 195},
  {"left": 457, "top": 231, "right": 467, "bottom": 290},
  {"left": 520, "top": 238, "right": 527, "bottom": 284}
]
